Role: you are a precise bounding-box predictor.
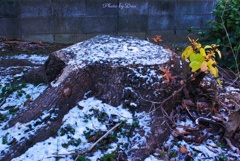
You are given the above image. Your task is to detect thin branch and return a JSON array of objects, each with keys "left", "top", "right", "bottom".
[
  {"left": 74, "top": 122, "right": 122, "bottom": 160},
  {"left": 0, "top": 97, "right": 6, "bottom": 107},
  {"left": 50, "top": 122, "right": 122, "bottom": 160},
  {"left": 220, "top": 0, "right": 240, "bottom": 75},
  {"left": 225, "top": 137, "right": 240, "bottom": 153}
]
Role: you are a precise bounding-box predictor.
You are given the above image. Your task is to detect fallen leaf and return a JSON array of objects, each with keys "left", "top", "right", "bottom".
[
  {"left": 181, "top": 103, "right": 188, "bottom": 109},
  {"left": 182, "top": 99, "right": 195, "bottom": 106},
  {"left": 197, "top": 102, "right": 209, "bottom": 109},
  {"left": 180, "top": 80, "right": 184, "bottom": 85},
  {"left": 179, "top": 145, "right": 188, "bottom": 154},
  {"left": 172, "top": 127, "right": 189, "bottom": 137}
]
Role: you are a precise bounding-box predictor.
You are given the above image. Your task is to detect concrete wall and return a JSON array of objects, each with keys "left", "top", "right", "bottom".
[{"left": 0, "top": 0, "right": 217, "bottom": 44}]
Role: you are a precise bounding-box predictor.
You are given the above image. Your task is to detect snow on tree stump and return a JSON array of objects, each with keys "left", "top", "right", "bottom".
[{"left": 2, "top": 35, "right": 182, "bottom": 160}]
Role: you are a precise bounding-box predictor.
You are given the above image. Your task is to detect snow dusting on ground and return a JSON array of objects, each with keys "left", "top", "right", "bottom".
[{"left": 11, "top": 98, "right": 134, "bottom": 161}]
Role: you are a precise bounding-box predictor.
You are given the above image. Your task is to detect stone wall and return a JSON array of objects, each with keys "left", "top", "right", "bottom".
[{"left": 0, "top": 0, "right": 217, "bottom": 44}]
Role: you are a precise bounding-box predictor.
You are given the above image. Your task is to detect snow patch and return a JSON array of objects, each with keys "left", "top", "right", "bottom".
[
  {"left": 0, "top": 84, "right": 47, "bottom": 111},
  {"left": 5, "top": 54, "right": 48, "bottom": 64},
  {"left": 11, "top": 97, "right": 134, "bottom": 161},
  {"left": 63, "top": 35, "right": 171, "bottom": 67}
]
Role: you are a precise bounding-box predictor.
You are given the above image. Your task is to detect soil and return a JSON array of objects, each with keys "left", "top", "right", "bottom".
[{"left": 0, "top": 38, "right": 70, "bottom": 56}]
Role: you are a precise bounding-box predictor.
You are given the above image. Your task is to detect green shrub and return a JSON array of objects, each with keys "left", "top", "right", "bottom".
[
  {"left": 190, "top": 0, "right": 240, "bottom": 71},
  {"left": 209, "top": 0, "right": 239, "bottom": 70}
]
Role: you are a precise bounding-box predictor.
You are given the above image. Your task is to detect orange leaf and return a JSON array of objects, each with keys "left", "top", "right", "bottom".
[
  {"left": 166, "top": 71, "right": 172, "bottom": 79},
  {"left": 197, "top": 102, "right": 204, "bottom": 109},
  {"left": 164, "top": 79, "right": 170, "bottom": 83},
  {"left": 153, "top": 35, "right": 163, "bottom": 43},
  {"left": 179, "top": 145, "right": 188, "bottom": 154},
  {"left": 161, "top": 66, "right": 167, "bottom": 73},
  {"left": 153, "top": 38, "right": 158, "bottom": 43},
  {"left": 180, "top": 80, "right": 184, "bottom": 85},
  {"left": 200, "top": 61, "right": 208, "bottom": 72}
]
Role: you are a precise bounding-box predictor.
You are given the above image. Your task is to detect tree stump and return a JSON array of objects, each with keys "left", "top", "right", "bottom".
[{"left": 2, "top": 35, "right": 183, "bottom": 160}]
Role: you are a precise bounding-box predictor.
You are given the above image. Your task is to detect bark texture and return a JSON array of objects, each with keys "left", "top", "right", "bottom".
[{"left": 1, "top": 35, "right": 183, "bottom": 160}]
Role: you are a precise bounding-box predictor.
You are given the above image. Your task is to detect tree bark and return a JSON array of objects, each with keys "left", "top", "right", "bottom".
[{"left": 1, "top": 35, "right": 183, "bottom": 160}]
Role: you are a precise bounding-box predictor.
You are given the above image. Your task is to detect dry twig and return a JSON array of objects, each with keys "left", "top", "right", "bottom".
[{"left": 50, "top": 122, "right": 122, "bottom": 160}]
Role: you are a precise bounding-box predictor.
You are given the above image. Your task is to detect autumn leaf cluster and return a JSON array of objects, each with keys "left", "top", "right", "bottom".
[{"left": 182, "top": 37, "right": 221, "bottom": 78}]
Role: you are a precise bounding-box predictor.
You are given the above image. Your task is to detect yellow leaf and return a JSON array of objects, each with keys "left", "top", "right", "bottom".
[
  {"left": 207, "top": 59, "right": 216, "bottom": 67},
  {"left": 216, "top": 49, "right": 222, "bottom": 58},
  {"left": 189, "top": 54, "right": 205, "bottom": 72},
  {"left": 204, "top": 45, "right": 212, "bottom": 50},
  {"left": 188, "top": 37, "right": 201, "bottom": 49},
  {"left": 190, "top": 53, "right": 205, "bottom": 63},
  {"left": 195, "top": 43, "right": 202, "bottom": 49},
  {"left": 217, "top": 78, "right": 222, "bottom": 85},
  {"left": 215, "top": 67, "right": 219, "bottom": 77},
  {"left": 182, "top": 46, "right": 194, "bottom": 60},
  {"left": 200, "top": 48, "right": 206, "bottom": 57},
  {"left": 201, "top": 61, "right": 208, "bottom": 72},
  {"left": 190, "top": 61, "right": 202, "bottom": 72},
  {"left": 209, "top": 66, "right": 218, "bottom": 77}
]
